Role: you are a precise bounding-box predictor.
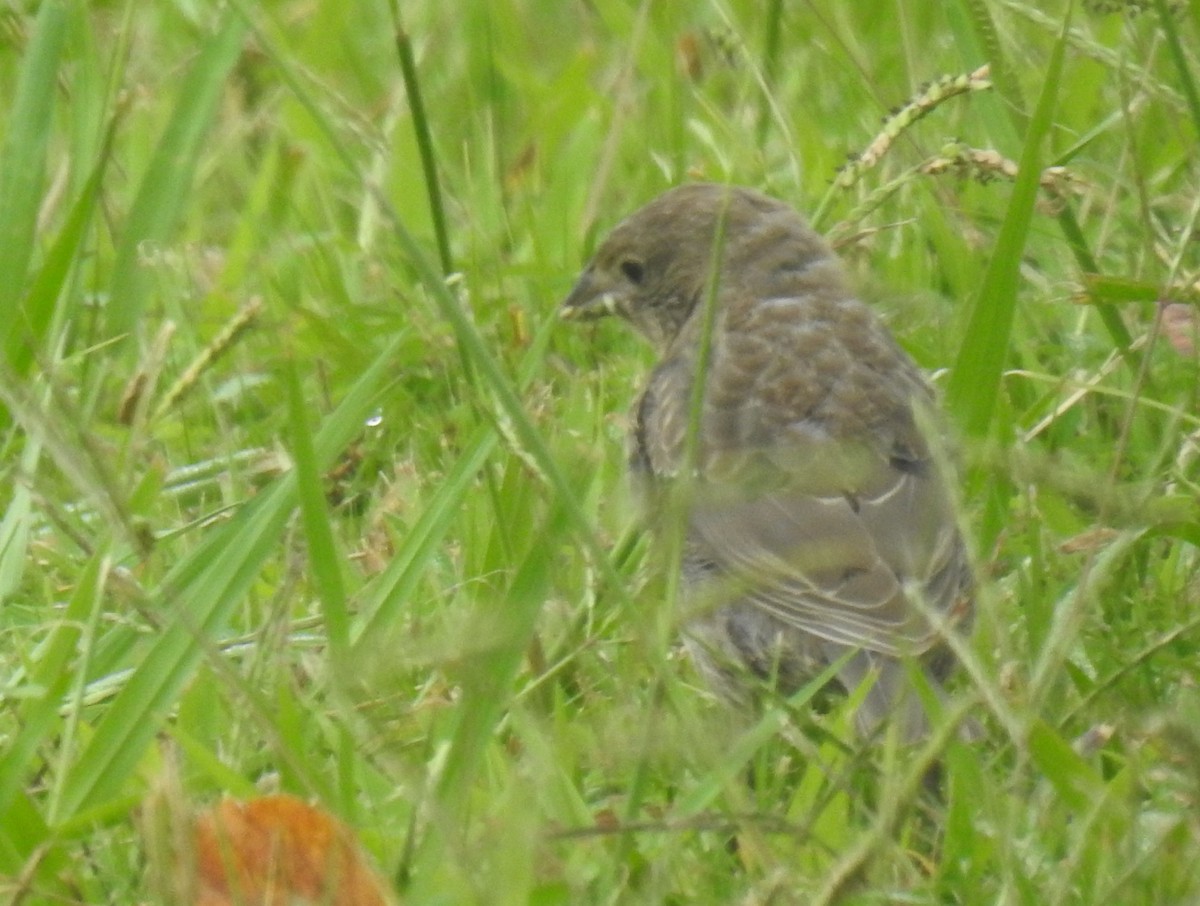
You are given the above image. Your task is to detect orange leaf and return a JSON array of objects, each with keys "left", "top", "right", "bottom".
[{"left": 193, "top": 794, "right": 393, "bottom": 906}]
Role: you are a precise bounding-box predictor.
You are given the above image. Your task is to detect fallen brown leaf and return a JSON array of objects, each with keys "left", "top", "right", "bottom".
[{"left": 193, "top": 794, "right": 393, "bottom": 906}]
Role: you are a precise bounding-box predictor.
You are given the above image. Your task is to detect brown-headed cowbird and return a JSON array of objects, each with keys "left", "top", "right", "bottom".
[{"left": 562, "top": 184, "right": 973, "bottom": 740}]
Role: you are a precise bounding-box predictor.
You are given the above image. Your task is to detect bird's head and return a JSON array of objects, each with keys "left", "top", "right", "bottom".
[{"left": 560, "top": 184, "right": 830, "bottom": 351}]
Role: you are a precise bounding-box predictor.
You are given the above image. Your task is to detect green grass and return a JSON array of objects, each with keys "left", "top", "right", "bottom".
[{"left": 2, "top": 0, "right": 1199, "bottom": 902}]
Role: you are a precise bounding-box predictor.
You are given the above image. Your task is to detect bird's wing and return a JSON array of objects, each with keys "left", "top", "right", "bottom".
[{"left": 685, "top": 452, "right": 968, "bottom": 656}]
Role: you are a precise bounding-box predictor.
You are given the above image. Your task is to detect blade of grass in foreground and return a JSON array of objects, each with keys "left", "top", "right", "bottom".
[
  {"left": 0, "top": 789, "right": 70, "bottom": 883},
  {"left": 945, "top": 6, "right": 1072, "bottom": 438},
  {"left": 8, "top": 112, "right": 118, "bottom": 379},
  {"left": 285, "top": 357, "right": 350, "bottom": 666},
  {"left": 956, "top": 0, "right": 1134, "bottom": 361},
  {"left": 0, "top": 0, "right": 67, "bottom": 362},
  {"left": 104, "top": 7, "right": 247, "bottom": 342},
  {"left": 391, "top": 5, "right": 453, "bottom": 276}
]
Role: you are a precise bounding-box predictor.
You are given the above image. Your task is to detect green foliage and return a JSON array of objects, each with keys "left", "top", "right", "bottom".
[{"left": 0, "top": 0, "right": 1198, "bottom": 902}]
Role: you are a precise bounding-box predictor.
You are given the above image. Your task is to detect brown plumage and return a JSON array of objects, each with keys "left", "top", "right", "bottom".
[{"left": 562, "top": 184, "right": 973, "bottom": 740}]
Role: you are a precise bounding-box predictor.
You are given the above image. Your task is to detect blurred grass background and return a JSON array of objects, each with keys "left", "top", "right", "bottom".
[{"left": 1, "top": 0, "right": 1199, "bottom": 902}]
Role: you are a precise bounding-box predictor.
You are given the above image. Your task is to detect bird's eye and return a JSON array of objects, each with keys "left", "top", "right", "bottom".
[{"left": 620, "top": 259, "right": 645, "bottom": 284}]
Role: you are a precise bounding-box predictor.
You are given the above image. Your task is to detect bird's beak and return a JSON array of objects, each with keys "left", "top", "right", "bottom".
[{"left": 560, "top": 271, "right": 622, "bottom": 321}]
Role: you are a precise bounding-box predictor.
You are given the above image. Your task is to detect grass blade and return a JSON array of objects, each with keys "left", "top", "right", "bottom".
[
  {"left": 390, "top": 6, "right": 453, "bottom": 275},
  {"left": 946, "top": 5, "right": 1073, "bottom": 438},
  {"left": 104, "top": 8, "right": 248, "bottom": 341},
  {"left": 285, "top": 357, "right": 350, "bottom": 664},
  {"left": 0, "top": 0, "right": 68, "bottom": 362}
]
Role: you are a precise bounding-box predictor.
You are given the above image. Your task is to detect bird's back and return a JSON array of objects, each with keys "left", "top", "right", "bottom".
[{"left": 563, "top": 183, "right": 974, "bottom": 738}]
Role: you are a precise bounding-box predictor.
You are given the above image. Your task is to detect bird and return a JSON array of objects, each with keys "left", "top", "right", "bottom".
[{"left": 561, "top": 183, "right": 973, "bottom": 741}]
